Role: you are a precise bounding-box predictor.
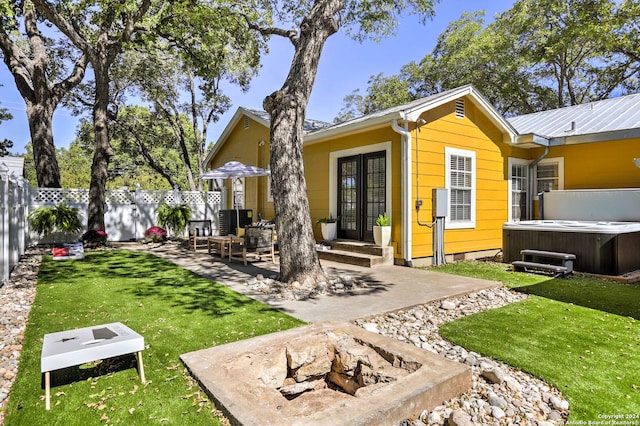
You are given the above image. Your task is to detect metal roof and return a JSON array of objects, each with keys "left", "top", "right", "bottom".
[
  {"left": 508, "top": 93, "right": 640, "bottom": 140},
  {"left": 243, "top": 108, "right": 332, "bottom": 133}
]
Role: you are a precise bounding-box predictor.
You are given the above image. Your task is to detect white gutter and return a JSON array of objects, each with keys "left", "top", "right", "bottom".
[{"left": 391, "top": 119, "right": 413, "bottom": 266}]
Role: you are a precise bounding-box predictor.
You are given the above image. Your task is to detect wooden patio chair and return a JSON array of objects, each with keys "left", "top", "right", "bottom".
[
  {"left": 229, "top": 227, "right": 275, "bottom": 265},
  {"left": 187, "top": 220, "right": 212, "bottom": 252}
]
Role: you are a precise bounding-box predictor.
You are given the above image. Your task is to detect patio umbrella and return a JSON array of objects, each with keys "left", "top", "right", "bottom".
[{"left": 199, "top": 161, "right": 271, "bottom": 233}]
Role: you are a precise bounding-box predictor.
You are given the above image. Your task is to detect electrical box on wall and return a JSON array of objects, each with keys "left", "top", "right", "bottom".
[{"left": 432, "top": 188, "right": 448, "bottom": 218}]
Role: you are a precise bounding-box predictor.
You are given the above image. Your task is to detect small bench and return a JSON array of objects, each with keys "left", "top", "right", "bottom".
[{"left": 512, "top": 249, "right": 576, "bottom": 277}]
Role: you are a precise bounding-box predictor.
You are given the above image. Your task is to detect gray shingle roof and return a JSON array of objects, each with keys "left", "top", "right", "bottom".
[{"left": 508, "top": 93, "right": 640, "bottom": 138}]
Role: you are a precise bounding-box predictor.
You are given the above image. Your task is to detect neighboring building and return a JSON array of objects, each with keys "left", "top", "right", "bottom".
[
  {"left": 0, "top": 156, "right": 25, "bottom": 179},
  {"left": 204, "top": 85, "right": 640, "bottom": 267}
]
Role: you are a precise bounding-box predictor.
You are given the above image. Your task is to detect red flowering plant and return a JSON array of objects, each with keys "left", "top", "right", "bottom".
[
  {"left": 81, "top": 229, "right": 108, "bottom": 248},
  {"left": 144, "top": 226, "right": 167, "bottom": 243}
]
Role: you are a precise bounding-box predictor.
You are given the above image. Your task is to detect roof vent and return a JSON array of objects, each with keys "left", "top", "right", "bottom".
[
  {"left": 455, "top": 99, "right": 465, "bottom": 119},
  {"left": 244, "top": 116, "right": 249, "bottom": 129}
]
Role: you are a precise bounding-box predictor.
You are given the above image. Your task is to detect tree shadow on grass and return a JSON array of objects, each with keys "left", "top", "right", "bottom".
[
  {"left": 513, "top": 275, "right": 640, "bottom": 320},
  {"left": 37, "top": 250, "right": 279, "bottom": 318},
  {"left": 42, "top": 354, "right": 140, "bottom": 390}
]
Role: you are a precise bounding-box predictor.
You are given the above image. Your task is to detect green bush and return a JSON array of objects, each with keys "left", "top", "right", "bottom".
[
  {"left": 27, "top": 203, "right": 83, "bottom": 239},
  {"left": 155, "top": 202, "right": 193, "bottom": 237}
]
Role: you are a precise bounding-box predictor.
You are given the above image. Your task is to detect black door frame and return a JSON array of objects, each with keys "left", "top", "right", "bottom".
[{"left": 337, "top": 151, "right": 386, "bottom": 241}]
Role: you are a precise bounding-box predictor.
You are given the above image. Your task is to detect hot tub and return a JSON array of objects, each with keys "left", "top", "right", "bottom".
[{"left": 503, "top": 220, "right": 640, "bottom": 275}]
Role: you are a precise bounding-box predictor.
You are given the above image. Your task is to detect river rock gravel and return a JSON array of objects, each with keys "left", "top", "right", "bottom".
[{"left": 354, "top": 287, "right": 569, "bottom": 425}]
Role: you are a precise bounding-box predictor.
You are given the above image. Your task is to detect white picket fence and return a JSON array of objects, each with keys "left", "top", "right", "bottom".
[{"left": 1, "top": 171, "right": 224, "bottom": 282}]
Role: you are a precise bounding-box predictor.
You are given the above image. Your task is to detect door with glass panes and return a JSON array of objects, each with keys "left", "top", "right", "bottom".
[{"left": 337, "top": 151, "right": 386, "bottom": 241}]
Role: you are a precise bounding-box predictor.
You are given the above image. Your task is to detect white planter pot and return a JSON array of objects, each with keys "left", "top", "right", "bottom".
[
  {"left": 320, "top": 222, "right": 337, "bottom": 241},
  {"left": 373, "top": 225, "right": 391, "bottom": 247}
]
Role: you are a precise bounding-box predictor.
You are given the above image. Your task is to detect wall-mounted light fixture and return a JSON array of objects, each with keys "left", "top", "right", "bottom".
[{"left": 634, "top": 158, "right": 640, "bottom": 168}]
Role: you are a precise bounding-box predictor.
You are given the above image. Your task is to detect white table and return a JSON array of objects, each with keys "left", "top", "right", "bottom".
[{"left": 41, "top": 322, "right": 145, "bottom": 410}]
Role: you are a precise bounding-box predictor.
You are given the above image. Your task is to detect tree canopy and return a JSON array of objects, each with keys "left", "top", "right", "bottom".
[
  {"left": 1, "top": 0, "right": 88, "bottom": 187},
  {"left": 30, "top": 0, "right": 265, "bottom": 231},
  {"left": 338, "top": 0, "right": 640, "bottom": 119}
]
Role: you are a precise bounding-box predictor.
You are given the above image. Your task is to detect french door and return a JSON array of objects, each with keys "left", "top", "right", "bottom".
[{"left": 337, "top": 151, "right": 386, "bottom": 241}]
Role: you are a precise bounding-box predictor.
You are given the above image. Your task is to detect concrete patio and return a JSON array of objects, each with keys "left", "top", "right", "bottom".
[{"left": 122, "top": 242, "right": 500, "bottom": 323}]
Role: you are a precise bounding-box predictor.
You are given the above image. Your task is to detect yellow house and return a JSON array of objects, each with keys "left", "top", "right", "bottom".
[
  {"left": 507, "top": 93, "right": 640, "bottom": 220},
  {"left": 204, "top": 85, "right": 640, "bottom": 267}
]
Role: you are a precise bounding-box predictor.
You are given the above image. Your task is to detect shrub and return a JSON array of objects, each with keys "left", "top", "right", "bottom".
[
  {"left": 155, "top": 202, "right": 193, "bottom": 237},
  {"left": 81, "top": 229, "right": 108, "bottom": 247},
  {"left": 144, "top": 226, "right": 167, "bottom": 243},
  {"left": 28, "top": 203, "right": 83, "bottom": 240}
]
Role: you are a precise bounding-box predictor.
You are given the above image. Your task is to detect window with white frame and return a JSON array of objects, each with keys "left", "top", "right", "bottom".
[
  {"left": 509, "top": 158, "right": 529, "bottom": 221},
  {"left": 445, "top": 147, "right": 476, "bottom": 228},
  {"left": 233, "top": 177, "right": 245, "bottom": 209},
  {"left": 535, "top": 157, "right": 564, "bottom": 197}
]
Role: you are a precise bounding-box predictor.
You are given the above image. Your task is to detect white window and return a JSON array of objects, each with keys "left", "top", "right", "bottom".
[
  {"left": 233, "top": 177, "right": 245, "bottom": 209},
  {"left": 509, "top": 158, "right": 529, "bottom": 221},
  {"left": 535, "top": 157, "right": 564, "bottom": 198},
  {"left": 445, "top": 147, "right": 476, "bottom": 229}
]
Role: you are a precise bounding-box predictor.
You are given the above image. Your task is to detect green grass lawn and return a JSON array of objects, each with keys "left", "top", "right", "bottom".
[
  {"left": 5, "top": 250, "right": 304, "bottom": 425},
  {"left": 432, "top": 261, "right": 640, "bottom": 420}
]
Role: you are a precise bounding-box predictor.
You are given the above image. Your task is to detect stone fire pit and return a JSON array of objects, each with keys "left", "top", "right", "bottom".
[{"left": 180, "top": 322, "right": 471, "bottom": 425}]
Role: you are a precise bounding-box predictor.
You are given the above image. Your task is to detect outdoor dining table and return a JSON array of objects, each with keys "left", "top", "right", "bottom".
[{"left": 207, "top": 235, "right": 244, "bottom": 259}]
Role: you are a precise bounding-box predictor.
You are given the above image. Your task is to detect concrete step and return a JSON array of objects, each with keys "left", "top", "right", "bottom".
[
  {"left": 316, "top": 240, "right": 394, "bottom": 267},
  {"left": 322, "top": 240, "right": 386, "bottom": 256}
]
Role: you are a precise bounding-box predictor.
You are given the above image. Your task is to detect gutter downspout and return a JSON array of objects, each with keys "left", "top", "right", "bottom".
[
  {"left": 528, "top": 145, "right": 550, "bottom": 220},
  {"left": 391, "top": 119, "right": 413, "bottom": 266}
]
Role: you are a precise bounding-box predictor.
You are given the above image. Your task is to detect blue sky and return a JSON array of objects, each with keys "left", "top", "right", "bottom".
[{"left": 0, "top": 0, "right": 516, "bottom": 155}]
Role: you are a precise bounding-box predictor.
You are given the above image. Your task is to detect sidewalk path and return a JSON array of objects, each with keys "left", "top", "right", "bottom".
[{"left": 122, "top": 242, "right": 499, "bottom": 323}]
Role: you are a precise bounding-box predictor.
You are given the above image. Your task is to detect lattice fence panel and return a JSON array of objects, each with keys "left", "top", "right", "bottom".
[
  {"left": 138, "top": 190, "right": 174, "bottom": 204},
  {"left": 105, "top": 190, "right": 135, "bottom": 204},
  {"left": 31, "top": 188, "right": 90, "bottom": 204},
  {"left": 181, "top": 191, "right": 222, "bottom": 204}
]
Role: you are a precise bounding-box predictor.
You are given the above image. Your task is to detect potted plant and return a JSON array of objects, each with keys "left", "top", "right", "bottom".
[
  {"left": 28, "top": 203, "right": 83, "bottom": 243},
  {"left": 155, "top": 202, "right": 193, "bottom": 238},
  {"left": 373, "top": 212, "right": 391, "bottom": 247},
  {"left": 316, "top": 215, "right": 339, "bottom": 241}
]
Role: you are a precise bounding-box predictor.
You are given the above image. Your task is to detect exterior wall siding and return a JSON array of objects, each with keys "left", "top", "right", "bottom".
[
  {"left": 529, "top": 138, "right": 640, "bottom": 189},
  {"left": 304, "top": 127, "right": 403, "bottom": 254},
  {"left": 411, "top": 99, "right": 510, "bottom": 260}
]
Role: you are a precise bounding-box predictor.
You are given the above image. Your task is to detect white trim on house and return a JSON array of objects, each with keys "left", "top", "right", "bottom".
[
  {"left": 508, "top": 157, "right": 530, "bottom": 222},
  {"left": 328, "top": 142, "right": 393, "bottom": 229},
  {"left": 534, "top": 157, "right": 564, "bottom": 199},
  {"left": 445, "top": 147, "right": 476, "bottom": 229}
]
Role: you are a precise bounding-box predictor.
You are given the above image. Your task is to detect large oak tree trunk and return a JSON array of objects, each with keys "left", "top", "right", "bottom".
[
  {"left": 87, "top": 64, "right": 114, "bottom": 231},
  {"left": 26, "top": 104, "right": 61, "bottom": 187},
  {"left": 264, "top": 0, "right": 344, "bottom": 284}
]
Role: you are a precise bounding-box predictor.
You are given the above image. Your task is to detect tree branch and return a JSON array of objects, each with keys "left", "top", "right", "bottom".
[
  {"left": 0, "top": 32, "right": 36, "bottom": 103},
  {"left": 31, "top": 0, "right": 92, "bottom": 54},
  {"left": 241, "top": 14, "right": 299, "bottom": 45}
]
